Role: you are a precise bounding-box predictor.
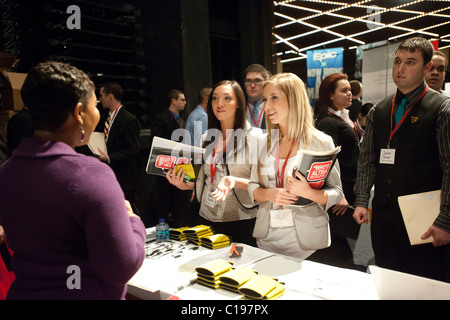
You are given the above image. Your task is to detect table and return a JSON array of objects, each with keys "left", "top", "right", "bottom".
[
  {"left": 127, "top": 229, "right": 450, "bottom": 300},
  {"left": 127, "top": 229, "right": 378, "bottom": 300}
]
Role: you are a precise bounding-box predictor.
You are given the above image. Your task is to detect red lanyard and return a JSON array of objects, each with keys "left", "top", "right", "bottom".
[
  {"left": 210, "top": 139, "right": 229, "bottom": 184},
  {"left": 276, "top": 140, "right": 296, "bottom": 188},
  {"left": 247, "top": 103, "right": 264, "bottom": 127},
  {"left": 388, "top": 86, "right": 428, "bottom": 144},
  {"left": 328, "top": 111, "right": 359, "bottom": 140}
]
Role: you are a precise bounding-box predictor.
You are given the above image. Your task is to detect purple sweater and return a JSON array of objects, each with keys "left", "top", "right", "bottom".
[{"left": 0, "top": 137, "right": 146, "bottom": 299}]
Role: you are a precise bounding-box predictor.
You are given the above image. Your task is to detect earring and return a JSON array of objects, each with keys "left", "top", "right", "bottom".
[{"left": 80, "top": 128, "right": 85, "bottom": 142}]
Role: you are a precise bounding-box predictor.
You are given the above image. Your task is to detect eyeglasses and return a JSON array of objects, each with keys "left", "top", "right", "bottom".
[{"left": 244, "top": 78, "right": 264, "bottom": 86}]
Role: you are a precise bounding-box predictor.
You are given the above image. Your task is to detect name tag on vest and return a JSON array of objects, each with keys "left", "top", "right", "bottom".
[{"left": 380, "top": 148, "right": 396, "bottom": 164}]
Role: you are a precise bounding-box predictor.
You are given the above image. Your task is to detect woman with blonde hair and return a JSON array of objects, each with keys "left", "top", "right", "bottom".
[{"left": 215, "top": 73, "right": 343, "bottom": 258}]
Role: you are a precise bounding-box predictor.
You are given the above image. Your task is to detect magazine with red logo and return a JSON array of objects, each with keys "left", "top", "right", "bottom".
[
  {"left": 292, "top": 146, "right": 341, "bottom": 206},
  {"left": 146, "top": 136, "right": 204, "bottom": 181}
]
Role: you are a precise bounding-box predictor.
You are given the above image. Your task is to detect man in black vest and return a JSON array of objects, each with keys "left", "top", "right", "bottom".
[{"left": 353, "top": 37, "right": 450, "bottom": 282}]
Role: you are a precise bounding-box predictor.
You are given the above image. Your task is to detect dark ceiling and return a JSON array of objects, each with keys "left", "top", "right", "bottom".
[{"left": 274, "top": 0, "right": 450, "bottom": 64}]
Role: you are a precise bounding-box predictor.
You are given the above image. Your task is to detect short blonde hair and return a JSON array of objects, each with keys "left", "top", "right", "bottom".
[{"left": 264, "top": 73, "right": 316, "bottom": 149}]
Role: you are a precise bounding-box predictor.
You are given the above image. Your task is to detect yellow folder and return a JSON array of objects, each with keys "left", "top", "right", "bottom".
[
  {"left": 195, "top": 259, "right": 233, "bottom": 278},
  {"left": 219, "top": 267, "right": 258, "bottom": 287},
  {"left": 238, "top": 274, "right": 284, "bottom": 300}
]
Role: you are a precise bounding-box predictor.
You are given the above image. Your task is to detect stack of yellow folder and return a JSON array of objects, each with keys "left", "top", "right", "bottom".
[
  {"left": 169, "top": 227, "right": 190, "bottom": 241},
  {"left": 195, "top": 259, "right": 233, "bottom": 289},
  {"left": 238, "top": 274, "right": 285, "bottom": 300},
  {"left": 183, "top": 225, "right": 214, "bottom": 245},
  {"left": 218, "top": 267, "right": 258, "bottom": 293},
  {"left": 200, "top": 234, "right": 231, "bottom": 250}
]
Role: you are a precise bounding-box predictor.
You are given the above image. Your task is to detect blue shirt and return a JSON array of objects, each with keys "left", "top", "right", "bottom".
[
  {"left": 247, "top": 99, "right": 265, "bottom": 128},
  {"left": 186, "top": 105, "right": 208, "bottom": 146}
]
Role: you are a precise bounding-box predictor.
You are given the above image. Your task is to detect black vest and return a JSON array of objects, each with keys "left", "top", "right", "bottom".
[{"left": 372, "top": 89, "right": 449, "bottom": 208}]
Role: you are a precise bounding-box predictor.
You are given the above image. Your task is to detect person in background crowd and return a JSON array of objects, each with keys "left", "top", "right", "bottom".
[
  {"left": 0, "top": 61, "right": 145, "bottom": 299},
  {"left": 311, "top": 73, "right": 361, "bottom": 269},
  {"left": 353, "top": 37, "right": 450, "bottom": 283},
  {"left": 98, "top": 81, "right": 141, "bottom": 215},
  {"left": 355, "top": 102, "right": 374, "bottom": 141},
  {"left": 149, "top": 89, "right": 193, "bottom": 227},
  {"left": 166, "top": 80, "right": 259, "bottom": 245},
  {"left": 244, "top": 64, "right": 271, "bottom": 129},
  {"left": 425, "top": 50, "right": 448, "bottom": 94},
  {"left": 347, "top": 80, "right": 363, "bottom": 122},
  {"left": 186, "top": 87, "right": 212, "bottom": 147}
]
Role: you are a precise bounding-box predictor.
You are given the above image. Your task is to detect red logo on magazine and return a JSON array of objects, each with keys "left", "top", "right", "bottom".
[
  {"left": 176, "top": 157, "right": 189, "bottom": 165},
  {"left": 307, "top": 161, "right": 332, "bottom": 182},
  {"left": 155, "top": 155, "right": 176, "bottom": 169}
]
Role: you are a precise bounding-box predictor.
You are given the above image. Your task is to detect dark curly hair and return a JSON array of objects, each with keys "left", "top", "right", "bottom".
[{"left": 21, "top": 61, "right": 95, "bottom": 131}]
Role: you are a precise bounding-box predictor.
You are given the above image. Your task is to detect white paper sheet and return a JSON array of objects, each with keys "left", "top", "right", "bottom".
[{"left": 88, "top": 132, "right": 108, "bottom": 156}]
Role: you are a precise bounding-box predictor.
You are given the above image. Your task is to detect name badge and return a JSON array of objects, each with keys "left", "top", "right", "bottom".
[
  {"left": 269, "top": 209, "right": 294, "bottom": 228},
  {"left": 380, "top": 148, "right": 396, "bottom": 164},
  {"left": 205, "top": 191, "right": 216, "bottom": 208}
]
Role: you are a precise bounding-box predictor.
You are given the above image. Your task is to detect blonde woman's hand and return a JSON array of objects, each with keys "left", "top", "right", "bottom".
[
  {"left": 285, "top": 171, "right": 312, "bottom": 199},
  {"left": 265, "top": 188, "right": 298, "bottom": 206}
]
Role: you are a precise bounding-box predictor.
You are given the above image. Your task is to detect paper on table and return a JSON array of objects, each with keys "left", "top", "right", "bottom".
[
  {"left": 369, "top": 265, "right": 450, "bottom": 300},
  {"left": 88, "top": 132, "right": 108, "bottom": 156},
  {"left": 398, "top": 190, "right": 440, "bottom": 245}
]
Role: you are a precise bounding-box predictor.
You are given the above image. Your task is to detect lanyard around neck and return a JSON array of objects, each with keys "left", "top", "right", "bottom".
[
  {"left": 276, "top": 140, "right": 296, "bottom": 188},
  {"left": 247, "top": 102, "right": 264, "bottom": 127},
  {"left": 388, "top": 86, "right": 428, "bottom": 144},
  {"left": 210, "top": 136, "right": 231, "bottom": 184}
]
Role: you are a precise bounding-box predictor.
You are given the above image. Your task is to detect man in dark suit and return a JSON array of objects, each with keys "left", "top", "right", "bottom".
[
  {"left": 98, "top": 81, "right": 140, "bottom": 214},
  {"left": 152, "top": 89, "right": 186, "bottom": 141},
  {"left": 149, "top": 90, "right": 193, "bottom": 227}
]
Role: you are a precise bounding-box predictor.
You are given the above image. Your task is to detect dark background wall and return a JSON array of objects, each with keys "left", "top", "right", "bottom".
[
  {"left": 0, "top": 0, "right": 274, "bottom": 225},
  {"left": 1, "top": 0, "right": 274, "bottom": 127}
]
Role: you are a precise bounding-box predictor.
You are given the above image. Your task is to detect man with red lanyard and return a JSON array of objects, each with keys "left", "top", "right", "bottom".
[
  {"left": 244, "top": 64, "right": 271, "bottom": 129},
  {"left": 98, "top": 81, "right": 141, "bottom": 215},
  {"left": 353, "top": 37, "right": 450, "bottom": 283}
]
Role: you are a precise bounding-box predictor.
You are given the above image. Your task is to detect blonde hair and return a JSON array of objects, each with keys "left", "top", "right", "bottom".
[{"left": 264, "top": 72, "right": 316, "bottom": 149}]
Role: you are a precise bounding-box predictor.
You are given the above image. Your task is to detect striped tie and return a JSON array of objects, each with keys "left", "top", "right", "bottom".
[{"left": 104, "top": 115, "right": 110, "bottom": 142}]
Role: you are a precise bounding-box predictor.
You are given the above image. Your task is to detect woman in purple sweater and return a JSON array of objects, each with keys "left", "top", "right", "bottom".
[{"left": 0, "top": 61, "right": 146, "bottom": 299}]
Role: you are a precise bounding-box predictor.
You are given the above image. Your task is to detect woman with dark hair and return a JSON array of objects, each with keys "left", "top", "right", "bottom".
[
  {"left": 311, "top": 73, "right": 361, "bottom": 269},
  {"left": 0, "top": 61, "right": 145, "bottom": 299},
  {"left": 166, "top": 80, "right": 260, "bottom": 245}
]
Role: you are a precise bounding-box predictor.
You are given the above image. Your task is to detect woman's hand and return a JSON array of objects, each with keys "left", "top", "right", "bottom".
[
  {"left": 284, "top": 171, "right": 328, "bottom": 205},
  {"left": 285, "top": 171, "right": 312, "bottom": 199},
  {"left": 166, "top": 167, "right": 194, "bottom": 191},
  {"left": 264, "top": 188, "right": 298, "bottom": 206},
  {"left": 212, "top": 176, "right": 235, "bottom": 201},
  {"left": 331, "top": 197, "right": 349, "bottom": 216}
]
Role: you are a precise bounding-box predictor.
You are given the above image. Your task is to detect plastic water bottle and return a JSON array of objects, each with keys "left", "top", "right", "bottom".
[{"left": 156, "top": 218, "right": 169, "bottom": 243}]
